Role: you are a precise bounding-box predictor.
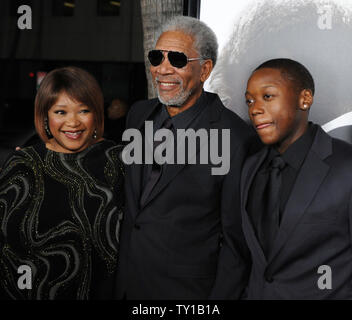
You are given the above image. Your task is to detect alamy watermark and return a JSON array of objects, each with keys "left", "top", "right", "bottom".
[
  {"left": 317, "top": 4, "right": 332, "bottom": 30},
  {"left": 317, "top": 265, "right": 332, "bottom": 290},
  {"left": 121, "top": 121, "right": 231, "bottom": 175},
  {"left": 17, "top": 265, "right": 32, "bottom": 290},
  {"left": 17, "top": 5, "right": 32, "bottom": 30}
]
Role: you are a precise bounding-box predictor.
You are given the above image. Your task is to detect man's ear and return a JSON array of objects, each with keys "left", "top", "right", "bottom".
[
  {"left": 200, "top": 59, "right": 213, "bottom": 83},
  {"left": 299, "top": 89, "right": 314, "bottom": 111}
]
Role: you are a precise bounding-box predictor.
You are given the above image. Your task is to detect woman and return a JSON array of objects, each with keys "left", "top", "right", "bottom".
[{"left": 0, "top": 67, "right": 124, "bottom": 300}]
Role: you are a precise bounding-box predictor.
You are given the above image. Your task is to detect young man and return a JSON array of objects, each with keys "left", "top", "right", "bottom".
[{"left": 242, "top": 58, "right": 352, "bottom": 299}]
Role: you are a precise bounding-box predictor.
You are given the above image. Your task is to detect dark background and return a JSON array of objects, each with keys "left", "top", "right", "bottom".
[
  {"left": 0, "top": 0, "right": 200, "bottom": 166},
  {"left": 0, "top": 0, "right": 146, "bottom": 135}
]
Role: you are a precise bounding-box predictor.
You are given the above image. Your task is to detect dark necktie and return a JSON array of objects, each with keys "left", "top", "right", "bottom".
[
  {"left": 140, "top": 117, "right": 173, "bottom": 207},
  {"left": 260, "top": 155, "right": 286, "bottom": 257}
]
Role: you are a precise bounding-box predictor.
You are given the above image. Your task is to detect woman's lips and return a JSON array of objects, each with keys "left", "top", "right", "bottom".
[{"left": 63, "top": 131, "right": 83, "bottom": 140}]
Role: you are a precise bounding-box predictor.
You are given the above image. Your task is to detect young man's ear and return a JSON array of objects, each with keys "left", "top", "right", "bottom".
[
  {"left": 299, "top": 89, "right": 314, "bottom": 111},
  {"left": 200, "top": 59, "right": 213, "bottom": 83}
]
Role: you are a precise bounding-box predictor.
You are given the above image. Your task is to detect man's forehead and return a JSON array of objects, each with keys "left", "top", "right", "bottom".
[{"left": 156, "top": 30, "right": 195, "bottom": 50}]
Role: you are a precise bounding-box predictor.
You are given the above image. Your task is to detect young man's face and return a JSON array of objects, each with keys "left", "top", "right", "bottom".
[{"left": 245, "top": 68, "right": 308, "bottom": 153}]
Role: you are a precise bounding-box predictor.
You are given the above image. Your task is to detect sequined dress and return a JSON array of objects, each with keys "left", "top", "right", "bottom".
[{"left": 0, "top": 140, "right": 124, "bottom": 300}]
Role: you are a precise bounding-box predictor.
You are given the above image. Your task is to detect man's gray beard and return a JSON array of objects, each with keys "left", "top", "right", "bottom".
[{"left": 156, "top": 86, "right": 193, "bottom": 107}]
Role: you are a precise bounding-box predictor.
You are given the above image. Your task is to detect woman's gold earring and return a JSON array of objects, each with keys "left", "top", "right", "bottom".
[{"left": 93, "top": 129, "right": 97, "bottom": 139}]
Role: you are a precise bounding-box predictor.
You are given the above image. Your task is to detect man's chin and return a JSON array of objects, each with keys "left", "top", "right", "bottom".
[
  {"left": 157, "top": 95, "right": 183, "bottom": 107},
  {"left": 157, "top": 91, "right": 192, "bottom": 108}
]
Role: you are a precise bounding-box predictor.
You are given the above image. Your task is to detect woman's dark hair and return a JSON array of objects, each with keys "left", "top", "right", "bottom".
[{"left": 34, "top": 66, "right": 104, "bottom": 142}]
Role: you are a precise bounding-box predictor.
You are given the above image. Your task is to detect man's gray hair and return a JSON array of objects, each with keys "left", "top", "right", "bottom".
[{"left": 155, "top": 16, "right": 218, "bottom": 67}]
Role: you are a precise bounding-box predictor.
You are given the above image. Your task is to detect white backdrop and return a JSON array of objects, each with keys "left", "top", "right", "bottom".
[{"left": 200, "top": 0, "right": 352, "bottom": 143}]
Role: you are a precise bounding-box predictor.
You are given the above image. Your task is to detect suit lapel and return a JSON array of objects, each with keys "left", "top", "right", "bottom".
[
  {"left": 267, "top": 126, "right": 332, "bottom": 265},
  {"left": 127, "top": 100, "right": 160, "bottom": 217},
  {"left": 241, "top": 147, "right": 269, "bottom": 266},
  {"left": 135, "top": 100, "right": 161, "bottom": 132},
  {"left": 140, "top": 93, "right": 219, "bottom": 209}
]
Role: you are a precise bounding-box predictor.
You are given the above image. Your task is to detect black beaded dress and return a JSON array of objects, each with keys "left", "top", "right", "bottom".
[{"left": 0, "top": 140, "right": 124, "bottom": 300}]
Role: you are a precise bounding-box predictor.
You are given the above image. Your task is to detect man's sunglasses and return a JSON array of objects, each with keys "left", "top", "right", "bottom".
[{"left": 148, "top": 50, "right": 203, "bottom": 68}]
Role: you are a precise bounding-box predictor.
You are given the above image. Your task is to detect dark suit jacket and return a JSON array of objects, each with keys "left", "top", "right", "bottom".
[
  {"left": 115, "top": 92, "right": 255, "bottom": 299},
  {"left": 241, "top": 124, "right": 352, "bottom": 299}
]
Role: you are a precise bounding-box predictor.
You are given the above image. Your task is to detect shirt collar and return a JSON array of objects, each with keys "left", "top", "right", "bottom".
[
  {"left": 264, "top": 122, "right": 316, "bottom": 170},
  {"left": 164, "top": 90, "right": 207, "bottom": 130},
  {"left": 281, "top": 122, "right": 317, "bottom": 170}
]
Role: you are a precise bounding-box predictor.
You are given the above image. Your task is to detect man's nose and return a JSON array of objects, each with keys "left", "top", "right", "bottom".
[{"left": 157, "top": 52, "right": 175, "bottom": 74}]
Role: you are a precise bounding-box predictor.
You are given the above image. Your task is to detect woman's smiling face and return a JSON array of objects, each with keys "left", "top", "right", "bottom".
[{"left": 47, "top": 91, "right": 96, "bottom": 153}]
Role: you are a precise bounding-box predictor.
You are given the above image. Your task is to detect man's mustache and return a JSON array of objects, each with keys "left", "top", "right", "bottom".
[{"left": 155, "top": 76, "right": 182, "bottom": 84}]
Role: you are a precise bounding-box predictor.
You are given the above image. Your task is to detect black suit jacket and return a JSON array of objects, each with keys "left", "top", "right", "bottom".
[
  {"left": 115, "top": 92, "right": 255, "bottom": 299},
  {"left": 241, "top": 124, "right": 352, "bottom": 299}
]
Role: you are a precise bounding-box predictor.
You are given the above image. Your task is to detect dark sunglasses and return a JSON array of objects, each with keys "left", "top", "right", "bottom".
[{"left": 148, "top": 50, "right": 203, "bottom": 68}]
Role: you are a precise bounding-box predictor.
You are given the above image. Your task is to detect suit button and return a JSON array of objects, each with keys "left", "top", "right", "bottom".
[
  {"left": 265, "top": 276, "right": 274, "bottom": 283},
  {"left": 134, "top": 224, "right": 141, "bottom": 230}
]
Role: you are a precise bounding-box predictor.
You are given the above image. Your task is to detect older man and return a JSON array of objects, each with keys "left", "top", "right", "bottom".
[{"left": 115, "top": 16, "right": 255, "bottom": 299}]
